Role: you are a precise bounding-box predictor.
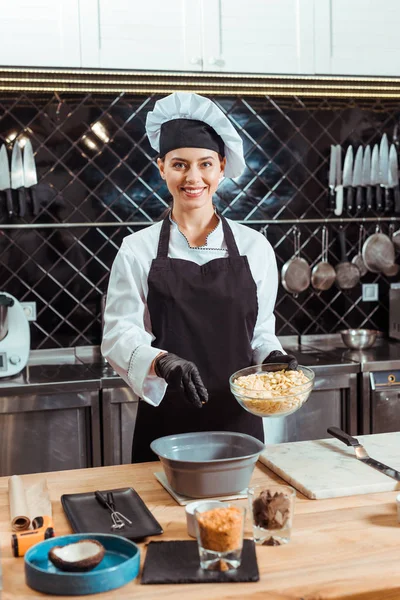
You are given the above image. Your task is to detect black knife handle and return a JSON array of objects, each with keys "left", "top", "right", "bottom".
[
  {"left": 346, "top": 187, "right": 354, "bottom": 212},
  {"left": 5, "top": 188, "right": 13, "bottom": 216},
  {"left": 30, "top": 185, "right": 40, "bottom": 216},
  {"left": 355, "top": 186, "right": 363, "bottom": 212},
  {"left": 17, "top": 188, "right": 26, "bottom": 217},
  {"left": 366, "top": 185, "right": 373, "bottom": 211},
  {"left": 384, "top": 188, "right": 392, "bottom": 213},
  {"left": 329, "top": 188, "right": 336, "bottom": 210},
  {"left": 375, "top": 185, "right": 383, "bottom": 211},
  {"left": 394, "top": 186, "right": 400, "bottom": 214},
  {"left": 327, "top": 427, "right": 359, "bottom": 447}
]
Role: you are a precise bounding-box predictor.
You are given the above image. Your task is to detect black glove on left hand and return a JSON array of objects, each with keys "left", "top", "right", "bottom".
[{"left": 263, "top": 350, "right": 298, "bottom": 371}]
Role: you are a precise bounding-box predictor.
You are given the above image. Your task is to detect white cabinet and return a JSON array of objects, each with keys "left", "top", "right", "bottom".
[
  {"left": 90, "top": 0, "right": 203, "bottom": 71},
  {"left": 0, "top": 0, "right": 80, "bottom": 68},
  {"left": 202, "top": 0, "right": 314, "bottom": 74},
  {"left": 315, "top": 0, "right": 400, "bottom": 76}
]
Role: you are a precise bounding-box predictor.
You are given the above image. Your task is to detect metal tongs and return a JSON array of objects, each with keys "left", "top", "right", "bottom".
[{"left": 94, "top": 490, "right": 132, "bottom": 530}]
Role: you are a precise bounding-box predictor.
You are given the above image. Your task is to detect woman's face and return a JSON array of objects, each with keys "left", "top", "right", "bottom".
[{"left": 157, "top": 148, "right": 226, "bottom": 210}]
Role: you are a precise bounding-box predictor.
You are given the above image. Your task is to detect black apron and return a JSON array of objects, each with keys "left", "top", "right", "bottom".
[{"left": 131, "top": 214, "right": 263, "bottom": 463}]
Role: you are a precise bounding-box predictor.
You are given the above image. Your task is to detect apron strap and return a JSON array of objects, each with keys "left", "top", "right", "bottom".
[
  {"left": 156, "top": 214, "right": 172, "bottom": 258},
  {"left": 156, "top": 210, "right": 240, "bottom": 258}
]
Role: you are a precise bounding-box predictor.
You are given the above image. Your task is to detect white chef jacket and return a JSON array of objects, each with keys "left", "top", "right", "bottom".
[{"left": 101, "top": 215, "right": 283, "bottom": 407}]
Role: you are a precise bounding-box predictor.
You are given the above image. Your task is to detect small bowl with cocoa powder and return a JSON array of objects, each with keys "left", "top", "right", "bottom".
[{"left": 194, "top": 504, "right": 246, "bottom": 571}]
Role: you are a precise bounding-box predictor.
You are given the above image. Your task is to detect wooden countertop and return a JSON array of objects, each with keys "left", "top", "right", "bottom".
[{"left": 1, "top": 462, "right": 400, "bottom": 600}]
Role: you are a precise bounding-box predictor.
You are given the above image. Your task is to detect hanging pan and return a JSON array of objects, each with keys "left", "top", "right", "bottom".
[
  {"left": 335, "top": 228, "right": 360, "bottom": 289},
  {"left": 351, "top": 224, "right": 368, "bottom": 277},
  {"left": 362, "top": 224, "right": 395, "bottom": 273},
  {"left": 311, "top": 226, "right": 336, "bottom": 291},
  {"left": 281, "top": 227, "right": 311, "bottom": 295}
]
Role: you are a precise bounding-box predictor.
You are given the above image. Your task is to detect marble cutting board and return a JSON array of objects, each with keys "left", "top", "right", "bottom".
[{"left": 259, "top": 432, "right": 400, "bottom": 499}]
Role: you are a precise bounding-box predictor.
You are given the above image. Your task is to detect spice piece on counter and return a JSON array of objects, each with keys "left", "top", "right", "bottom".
[
  {"left": 197, "top": 506, "right": 243, "bottom": 553},
  {"left": 252, "top": 490, "right": 291, "bottom": 529}
]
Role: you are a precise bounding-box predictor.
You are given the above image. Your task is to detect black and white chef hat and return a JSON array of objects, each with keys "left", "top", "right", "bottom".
[{"left": 145, "top": 92, "right": 245, "bottom": 178}]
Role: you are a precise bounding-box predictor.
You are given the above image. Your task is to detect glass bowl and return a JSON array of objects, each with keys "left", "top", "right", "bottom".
[{"left": 229, "top": 363, "right": 315, "bottom": 418}]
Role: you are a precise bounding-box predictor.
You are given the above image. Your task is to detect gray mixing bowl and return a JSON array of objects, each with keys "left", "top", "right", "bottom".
[{"left": 150, "top": 431, "right": 265, "bottom": 499}]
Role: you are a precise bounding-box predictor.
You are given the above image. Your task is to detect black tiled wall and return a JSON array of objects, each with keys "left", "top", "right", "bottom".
[{"left": 0, "top": 93, "right": 398, "bottom": 348}]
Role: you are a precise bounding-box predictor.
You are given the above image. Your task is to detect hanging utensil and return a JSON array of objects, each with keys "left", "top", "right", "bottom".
[
  {"left": 362, "top": 145, "right": 372, "bottom": 212},
  {"left": 379, "top": 133, "right": 390, "bottom": 212},
  {"left": 335, "top": 228, "right": 360, "bottom": 289},
  {"left": 11, "top": 141, "right": 26, "bottom": 217},
  {"left": 334, "top": 145, "right": 343, "bottom": 216},
  {"left": 382, "top": 224, "right": 399, "bottom": 277},
  {"left": 281, "top": 227, "right": 311, "bottom": 295},
  {"left": 311, "top": 226, "right": 336, "bottom": 291},
  {"left": 352, "top": 146, "right": 364, "bottom": 212},
  {"left": 23, "top": 139, "right": 40, "bottom": 216},
  {"left": 388, "top": 144, "right": 400, "bottom": 215},
  {"left": 342, "top": 146, "right": 354, "bottom": 213},
  {"left": 371, "top": 143, "right": 381, "bottom": 212},
  {"left": 328, "top": 145, "right": 337, "bottom": 211},
  {"left": 0, "top": 145, "right": 13, "bottom": 217},
  {"left": 351, "top": 225, "right": 368, "bottom": 277},
  {"left": 392, "top": 225, "right": 400, "bottom": 251},
  {"left": 362, "top": 224, "right": 395, "bottom": 273}
]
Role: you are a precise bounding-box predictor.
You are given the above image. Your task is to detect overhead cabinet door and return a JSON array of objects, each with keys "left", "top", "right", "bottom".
[
  {"left": 202, "top": 0, "right": 315, "bottom": 74},
  {"left": 0, "top": 0, "right": 80, "bottom": 67},
  {"left": 315, "top": 0, "right": 400, "bottom": 76},
  {"left": 98, "top": 0, "right": 203, "bottom": 71}
]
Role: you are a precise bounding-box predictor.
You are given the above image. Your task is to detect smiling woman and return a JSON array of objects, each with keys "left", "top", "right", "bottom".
[{"left": 101, "top": 92, "right": 298, "bottom": 463}]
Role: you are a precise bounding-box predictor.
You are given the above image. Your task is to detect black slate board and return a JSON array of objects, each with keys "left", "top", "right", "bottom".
[
  {"left": 141, "top": 539, "right": 259, "bottom": 584},
  {"left": 61, "top": 487, "right": 163, "bottom": 542}
]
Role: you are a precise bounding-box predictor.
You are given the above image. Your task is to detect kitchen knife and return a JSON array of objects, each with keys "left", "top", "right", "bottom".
[
  {"left": 0, "top": 144, "right": 13, "bottom": 216},
  {"left": 379, "top": 133, "right": 390, "bottom": 212},
  {"left": 352, "top": 145, "right": 363, "bottom": 211},
  {"left": 327, "top": 427, "right": 400, "bottom": 482},
  {"left": 334, "top": 145, "right": 343, "bottom": 216},
  {"left": 328, "top": 144, "right": 337, "bottom": 210},
  {"left": 371, "top": 143, "right": 381, "bottom": 211},
  {"left": 342, "top": 145, "right": 354, "bottom": 212},
  {"left": 388, "top": 143, "right": 400, "bottom": 214},
  {"left": 362, "top": 145, "right": 372, "bottom": 211},
  {"left": 11, "top": 141, "right": 26, "bottom": 217},
  {"left": 23, "top": 139, "right": 40, "bottom": 216}
]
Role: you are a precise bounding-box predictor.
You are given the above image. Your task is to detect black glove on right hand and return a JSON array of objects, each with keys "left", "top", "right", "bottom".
[
  {"left": 154, "top": 353, "right": 208, "bottom": 409},
  {"left": 263, "top": 350, "right": 298, "bottom": 371}
]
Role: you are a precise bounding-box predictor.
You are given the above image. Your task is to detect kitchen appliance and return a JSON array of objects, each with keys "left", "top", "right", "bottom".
[
  {"left": 328, "top": 426, "right": 400, "bottom": 481},
  {"left": 389, "top": 283, "right": 400, "bottom": 340},
  {"left": 150, "top": 431, "right": 264, "bottom": 498},
  {"left": 259, "top": 432, "right": 400, "bottom": 499},
  {"left": 0, "top": 292, "right": 30, "bottom": 377},
  {"left": 11, "top": 141, "right": 26, "bottom": 217}
]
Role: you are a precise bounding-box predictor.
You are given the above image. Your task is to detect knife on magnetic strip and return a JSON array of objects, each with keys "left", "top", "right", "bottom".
[{"left": 327, "top": 427, "right": 400, "bottom": 482}]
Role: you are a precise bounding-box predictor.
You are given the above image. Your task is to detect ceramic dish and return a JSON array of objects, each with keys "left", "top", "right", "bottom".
[{"left": 25, "top": 533, "right": 140, "bottom": 595}]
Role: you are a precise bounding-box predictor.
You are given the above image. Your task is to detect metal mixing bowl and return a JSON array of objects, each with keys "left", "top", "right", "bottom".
[
  {"left": 150, "top": 431, "right": 264, "bottom": 498},
  {"left": 230, "top": 363, "right": 315, "bottom": 419},
  {"left": 339, "top": 329, "right": 378, "bottom": 350}
]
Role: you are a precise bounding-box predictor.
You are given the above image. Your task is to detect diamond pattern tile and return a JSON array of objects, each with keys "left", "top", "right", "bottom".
[{"left": 0, "top": 92, "right": 398, "bottom": 348}]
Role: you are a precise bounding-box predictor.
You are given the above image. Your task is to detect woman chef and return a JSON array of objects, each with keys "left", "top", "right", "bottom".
[{"left": 101, "top": 92, "right": 297, "bottom": 463}]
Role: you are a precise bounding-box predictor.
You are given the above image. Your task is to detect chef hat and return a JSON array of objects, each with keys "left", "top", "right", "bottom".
[{"left": 145, "top": 92, "right": 245, "bottom": 178}]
